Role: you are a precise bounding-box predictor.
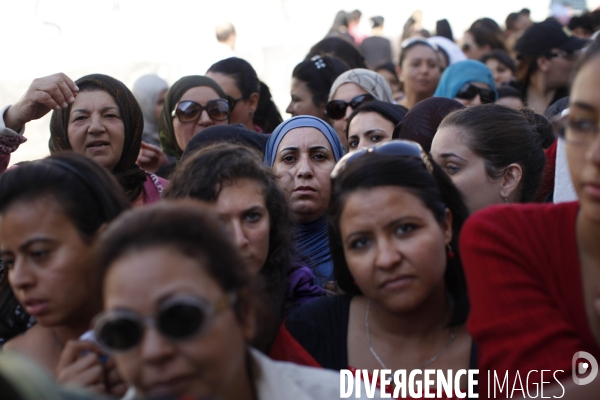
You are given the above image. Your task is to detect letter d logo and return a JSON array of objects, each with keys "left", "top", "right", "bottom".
[{"left": 572, "top": 351, "right": 598, "bottom": 385}]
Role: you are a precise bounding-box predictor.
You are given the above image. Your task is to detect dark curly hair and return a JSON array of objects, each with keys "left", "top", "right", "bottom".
[{"left": 329, "top": 154, "right": 470, "bottom": 326}]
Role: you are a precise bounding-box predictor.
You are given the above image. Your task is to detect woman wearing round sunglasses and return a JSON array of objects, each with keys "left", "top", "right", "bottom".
[
  {"left": 0, "top": 153, "right": 130, "bottom": 396},
  {"left": 434, "top": 60, "right": 497, "bottom": 107},
  {"left": 93, "top": 201, "right": 372, "bottom": 399},
  {"left": 271, "top": 140, "right": 475, "bottom": 394},
  {"left": 459, "top": 39, "right": 600, "bottom": 397},
  {"left": 431, "top": 104, "right": 545, "bottom": 213},
  {"left": 326, "top": 69, "right": 394, "bottom": 149}
]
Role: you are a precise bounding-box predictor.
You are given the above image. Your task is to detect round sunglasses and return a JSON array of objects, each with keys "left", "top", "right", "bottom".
[
  {"left": 326, "top": 94, "right": 375, "bottom": 120},
  {"left": 171, "top": 99, "right": 230, "bottom": 122},
  {"left": 93, "top": 293, "right": 235, "bottom": 353},
  {"left": 454, "top": 83, "right": 495, "bottom": 104}
]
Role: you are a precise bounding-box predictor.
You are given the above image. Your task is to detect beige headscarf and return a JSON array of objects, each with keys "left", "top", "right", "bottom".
[{"left": 328, "top": 68, "right": 394, "bottom": 103}]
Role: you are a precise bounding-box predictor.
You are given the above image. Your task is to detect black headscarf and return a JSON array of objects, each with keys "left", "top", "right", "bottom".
[
  {"left": 393, "top": 97, "right": 465, "bottom": 152},
  {"left": 158, "top": 75, "right": 228, "bottom": 160},
  {"left": 49, "top": 74, "right": 147, "bottom": 202},
  {"left": 181, "top": 124, "right": 268, "bottom": 161}
]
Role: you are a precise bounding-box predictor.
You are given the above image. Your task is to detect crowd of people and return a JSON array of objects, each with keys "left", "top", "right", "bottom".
[{"left": 0, "top": 5, "right": 599, "bottom": 400}]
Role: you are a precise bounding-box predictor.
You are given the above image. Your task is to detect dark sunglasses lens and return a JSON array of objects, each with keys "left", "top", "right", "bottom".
[
  {"left": 349, "top": 94, "right": 374, "bottom": 109},
  {"left": 176, "top": 101, "right": 201, "bottom": 122},
  {"left": 159, "top": 303, "right": 204, "bottom": 340},
  {"left": 480, "top": 90, "right": 495, "bottom": 104},
  {"left": 98, "top": 317, "right": 143, "bottom": 351},
  {"left": 455, "top": 84, "right": 477, "bottom": 100},
  {"left": 326, "top": 101, "right": 347, "bottom": 120},
  {"left": 207, "top": 100, "right": 230, "bottom": 121}
]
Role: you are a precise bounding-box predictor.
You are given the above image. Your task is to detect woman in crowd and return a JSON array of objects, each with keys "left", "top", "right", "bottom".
[
  {"left": 1, "top": 73, "right": 166, "bottom": 205},
  {"left": 0, "top": 152, "right": 130, "bottom": 396},
  {"left": 434, "top": 60, "right": 497, "bottom": 107},
  {"left": 270, "top": 141, "right": 474, "bottom": 394},
  {"left": 346, "top": 101, "right": 407, "bottom": 152},
  {"left": 431, "top": 104, "right": 545, "bottom": 213},
  {"left": 327, "top": 69, "right": 394, "bottom": 148},
  {"left": 306, "top": 37, "right": 367, "bottom": 70},
  {"left": 264, "top": 116, "right": 344, "bottom": 287},
  {"left": 460, "top": 38, "right": 600, "bottom": 397},
  {"left": 93, "top": 201, "right": 371, "bottom": 399},
  {"left": 397, "top": 39, "right": 442, "bottom": 110},
  {"left": 481, "top": 50, "right": 516, "bottom": 87},
  {"left": 132, "top": 73, "right": 169, "bottom": 147},
  {"left": 394, "top": 97, "right": 465, "bottom": 152},
  {"left": 461, "top": 18, "right": 507, "bottom": 60},
  {"left": 165, "top": 141, "right": 323, "bottom": 348},
  {"left": 373, "top": 62, "right": 403, "bottom": 102},
  {"left": 495, "top": 85, "right": 525, "bottom": 109},
  {"left": 286, "top": 55, "right": 349, "bottom": 122}
]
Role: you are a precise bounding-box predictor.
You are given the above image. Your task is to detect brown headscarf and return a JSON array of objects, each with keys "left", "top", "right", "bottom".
[{"left": 49, "top": 74, "right": 147, "bottom": 202}]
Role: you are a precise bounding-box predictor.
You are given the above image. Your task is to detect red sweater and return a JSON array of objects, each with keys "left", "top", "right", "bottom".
[{"left": 460, "top": 202, "right": 600, "bottom": 399}]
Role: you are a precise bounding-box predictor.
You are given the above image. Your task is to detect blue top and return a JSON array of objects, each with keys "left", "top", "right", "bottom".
[{"left": 434, "top": 60, "right": 498, "bottom": 101}]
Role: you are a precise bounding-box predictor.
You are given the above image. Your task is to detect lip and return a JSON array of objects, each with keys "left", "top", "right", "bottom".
[
  {"left": 86, "top": 140, "right": 110, "bottom": 149},
  {"left": 583, "top": 183, "right": 600, "bottom": 201},
  {"left": 146, "top": 375, "right": 193, "bottom": 396},
  {"left": 294, "top": 185, "right": 317, "bottom": 193},
  {"left": 22, "top": 299, "right": 50, "bottom": 316},
  {"left": 380, "top": 275, "right": 416, "bottom": 290}
]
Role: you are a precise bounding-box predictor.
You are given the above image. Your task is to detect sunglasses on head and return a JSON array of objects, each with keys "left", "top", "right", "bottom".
[
  {"left": 330, "top": 140, "right": 434, "bottom": 179},
  {"left": 93, "top": 293, "right": 235, "bottom": 353},
  {"left": 172, "top": 99, "right": 230, "bottom": 122},
  {"left": 326, "top": 94, "right": 375, "bottom": 120},
  {"left": 455, "top": 83, "right": 495, "bottom": 104}
]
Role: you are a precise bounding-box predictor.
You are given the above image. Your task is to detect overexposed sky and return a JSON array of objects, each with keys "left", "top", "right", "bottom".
[{"left": 1, "top": 0, "right": 598, "bottom": 164}]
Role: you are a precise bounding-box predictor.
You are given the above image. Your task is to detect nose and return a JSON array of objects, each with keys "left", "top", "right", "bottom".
[
  {"left": 296, "top": 154, "right": 314, "bottom": 179},
  {"left": 374, "top": 237, "right": 402, "bottom": 270},
  {"left": 88, "top": 114, "right": 105, "bottom": 134},
  {"left": 470, "top": 94, "right": 482, "bottom": 107},
  {"left": 286, "top": 101, "right": 294, "bottom": 116},
  {"left": 230, "top": 219, "right": 250, "bottom": 250},
  {"left": 8, "top": 259, "right": 37, "bottom": 292},
  {"left": 588, "top": 131, "right": 600, "bottom": 167},
  {"left": 197, "top": 109, "right": 213, "bottom": 126},
  {"left": 139, "top": 326, "right": 176, "bottom": 365}
]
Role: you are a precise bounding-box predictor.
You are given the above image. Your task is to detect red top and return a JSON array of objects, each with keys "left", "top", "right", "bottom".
[{"left": 460, "top": 201, "right": 600, "bottom": 398}]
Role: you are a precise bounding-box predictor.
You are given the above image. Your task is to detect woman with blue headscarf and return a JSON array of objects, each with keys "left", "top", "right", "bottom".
[
  {"left": 265, "top": 116, "right": 344, "bottom": 287},
  {"left": 434, "top": 60, "right": 498, "bottom": 107}
]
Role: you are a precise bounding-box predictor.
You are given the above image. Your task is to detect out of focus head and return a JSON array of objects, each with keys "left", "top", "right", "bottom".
[
  {"left": 0, "top": 153, "right": 129, "bottom": 327},
  {"left": 432, "top": 104, "right": 545, "bottom": 213},
  {"left": 346, "top": 101, "right": 407, "bottom": 152},
  {"left": 434, "top": 60, "right": 497, "bottom": 107},
  {"left": 398, "top": 39, "right": 442, "bottom": 100},
  {"left": 95, "top": 201, "right": 256, "bottom": 399},
  {"left": 215, "top": 22, "right": 236, "bottom": 49},
  {"left": 563, "top": 38, "right": 600, "bottom": 223},
  {"left": 306, "top": 37, "right": 367, "bottom": 70},
  {"left": 461, "top": 18, "right": 506, "bottom": 60},
  {"left": 481, "top": 50, "right": 516, "bottom": 87}
]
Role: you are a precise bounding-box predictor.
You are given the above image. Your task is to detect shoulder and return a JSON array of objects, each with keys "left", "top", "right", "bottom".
[{"left": 4, "top": 325, "right": 49, "bottom": 359}]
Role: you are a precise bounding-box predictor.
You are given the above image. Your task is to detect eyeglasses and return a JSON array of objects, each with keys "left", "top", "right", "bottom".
[
  {"left": 171, "top": 99, "right": 230, "bottom": 122},
  {"left": 227, "top": 96, "right": 245, "bottom": 111},
  {"left": 554, "top": 109, "right": 600, "bottom": 146},
  {"left": 93, "top": 293, "right": 235, "bottom": 353},
  {"left": 330, "top": 140, "right": 434, "bottom": 179},
  {"left": 455, "top": 83, "right": 495, "bottom": 104},
  {"left": 461, "top": 42, "right": 473, "bottom": 52},
  {"left": 547, "top": 49, "right": 578, "bottom": 61},
  {"left": 326, "top": 94, "right": 375, "bottom": 120}
]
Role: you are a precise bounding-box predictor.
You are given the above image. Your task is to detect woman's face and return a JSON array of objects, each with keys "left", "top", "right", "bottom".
[
  {"left": 103, "top": 246, "right": 253, "bottom": 399},
  {"left": 347, "top": 112, "right": 395, "bottom": 153},
  {"left": 431, "top": 125, "right": 504, "bottom": 213},
  {"left": 339, "top": 186, "right": 452, "bottom": 313},
  {"left": 485, "top": 58, "right": 514, "bottom": 87},
  {"left": 272, "top": 127, "right": 336, "bottom": 223},
  {"left": 286, "top": 78, "right": 326, "bottom": 120},
  {"left": 399, "top": 45, "right": 441, "bottom": 97},
  {"left": 0, "top": 197, "right": 99, "bottom": 327},
  {"left": 461, "top": 31, "right": 488, "bottom": 60},
  {"left": 454, "top": 82, "right": 493, "bottom": 107},
  {"left": 213, "top": 178, "right": 270, "bottom": 274},
  {"left": 172, "top": 86, "right": 228, "bottom": 152},
  {"left": 154, "top": 89, "right": 168, "bottom": 122},
  {"left": 206, "top": 72, "right": 256, "bottom": 128},
  {"left": 330, "top": 83, "right": 370, "bottom": 148},
  {"left": 567, "top": 56, "right": 600, "bottom": 224},
  {"left": 67, "top": 90, "right": 125, "bottom": 171}
]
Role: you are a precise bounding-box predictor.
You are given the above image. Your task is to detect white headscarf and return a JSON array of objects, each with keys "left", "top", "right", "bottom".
[{"left": 132, "top": 74, "right": 169, "bottom": 147}]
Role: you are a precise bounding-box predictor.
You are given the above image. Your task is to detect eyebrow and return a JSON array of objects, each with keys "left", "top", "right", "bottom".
[
  {"left": 18, "top": 237, "right": 54, "bottom": 252},
  {"left": 362, "top": 129, "right": 388, "bottom": 137},
  {"left": 72, "top": 106, "right": 120, "bottom": 114},
  {"left": 437, "top": 152, "right": 467, "bottom": 162},
  {"left": 570, "top": 101, "right": 597, "bottom": 112},
  {"left": 279, "top": 145, "right": 331, "bottom": 153}
]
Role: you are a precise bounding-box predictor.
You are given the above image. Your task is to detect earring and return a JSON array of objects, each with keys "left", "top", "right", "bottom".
[
  {"left": 503, "top": 196, "right": 510, "bottom": 205},
  {"left": 447, "top": 245, "right": 455, "bottom": 260}
]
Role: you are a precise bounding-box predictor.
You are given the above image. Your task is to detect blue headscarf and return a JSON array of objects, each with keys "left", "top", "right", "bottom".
[
  {"left": 434, "top": 60, "right": 498, "bottom": 101},
  {"left": 264, "top": 116, "right": 344, "bottom": 287}
]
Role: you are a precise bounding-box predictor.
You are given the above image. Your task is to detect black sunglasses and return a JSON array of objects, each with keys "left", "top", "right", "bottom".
[
  {"left": 171, "top": 99, "right": 230, "bottom": 122},
  {"left": 455, "top": 83, "right": 495, "bottom": 104},
  {"left": 326, "top": 94, "right": 375, "bottom": 120},
  {"left": 331, "top": 140, "right": 434, "bottom": 179},
  {"left": 93, "top": 294, "right": 235, "bottom": 353},
  {"left": 227, "top": 95, "right": 245, "bottom": 111}
]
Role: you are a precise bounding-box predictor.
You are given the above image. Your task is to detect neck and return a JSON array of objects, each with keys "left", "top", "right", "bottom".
[
  {"left": 372, "top": 27, "right": 383, "bottom": 36},
  {"left": 527, "top": 72, "right": 556, "bottom": 112},
  {"left": 577, "top": 210, "right": 600, "bottom": 265},
  {"left": 221, "top": 350, "right": 257, "bottom": 400},
  {"left": 368, "top": 283, "right": 453, "bottom": 338},
  {"left": 401, "top": 90, "right": 430, "bottom": 110}
]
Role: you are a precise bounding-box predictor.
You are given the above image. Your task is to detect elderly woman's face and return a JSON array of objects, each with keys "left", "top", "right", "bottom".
[
  {"left": 172, "top": 86, "right": 228, "bottom": 152},
  {"left": 103, "top": 246, "right": 253, "bottom": 399},
  {"left": 347, "top": 111, "right": 395, "bottom": 153},
  {"left": 331, "top": 83, "right": 369, "bottom": 148},
  {"left": 272, "top": 127, "right": 336, "bottom": 223},
  {"left": 67, "top": 90, "right": 125, "bottom": 171}
]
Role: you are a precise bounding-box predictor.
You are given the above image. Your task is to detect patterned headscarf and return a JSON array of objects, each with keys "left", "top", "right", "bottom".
[
  {"left": 328, "top": 68, "right": 394, "bottom": 103},
  {"left": 158, "top": 75, "right": 228, "bottom": 160},
  {"left": 49, "top": 74, "right": 147, "bottom": 202}
]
